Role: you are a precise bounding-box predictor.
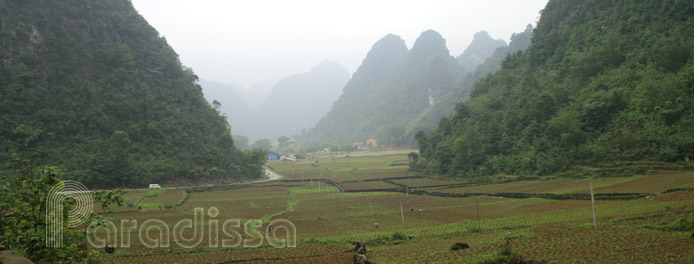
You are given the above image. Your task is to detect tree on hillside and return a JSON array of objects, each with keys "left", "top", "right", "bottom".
[
  {"left": 251, "top": 139, "right": 272, "bottom": 150},
  {"left": 277, "top": 136, "right": 292, "bottom": 147},
  {"left": 233, "top": 135, "right": 250, "bottom": 150}
]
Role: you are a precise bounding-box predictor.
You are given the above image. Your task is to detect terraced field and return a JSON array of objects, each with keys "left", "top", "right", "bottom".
[
  {"left": 94, "top": 150, "right": 694, "bottom": 263},
  {"left": 424, "top": 171, "right": 694, "bottom": 196}
]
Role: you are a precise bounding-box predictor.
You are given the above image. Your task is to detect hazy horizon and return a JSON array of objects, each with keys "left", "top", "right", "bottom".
[{"left": 131, "top": 0, "right": 548, "bottom": 89}]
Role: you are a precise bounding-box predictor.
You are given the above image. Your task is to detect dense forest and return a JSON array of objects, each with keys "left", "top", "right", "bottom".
[
  {"left": 414, "top": 0, "right": 694, "bottom": 177},
  {"left": 0, "top": 0, "right": 265, "bottom": 188}
]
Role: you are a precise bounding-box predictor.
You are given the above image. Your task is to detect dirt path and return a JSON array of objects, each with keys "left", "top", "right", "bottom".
[{"left": 259, "top": 167, "right": 282, "bottom": 182}]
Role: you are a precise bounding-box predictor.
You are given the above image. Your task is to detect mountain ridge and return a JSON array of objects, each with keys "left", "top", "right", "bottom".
[
  {"left": 0, "top": 0, "right": 264, "bottom": 187},
  {"left": 456, "top": 31, "right": 507, "bottom": 72},
  {"left": 297, "top": 30, "right": 463, "bottom": 146}
]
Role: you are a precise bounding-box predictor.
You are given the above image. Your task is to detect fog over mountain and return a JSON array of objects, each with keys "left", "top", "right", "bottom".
[
  {"left": 455, "top": 31, "right": 507, "bottom": 72},
  {"left": 131, "top": 0, "right": 548, "bottom": 89},
  {"left": 198, "top": 80, "right": 254, "bottom": 135},
  {"left": 201, "top": 60, "right": 350, "bottom": 141},
  {"left": 239, "top": 80, "right": 275, "bottom": 110}
]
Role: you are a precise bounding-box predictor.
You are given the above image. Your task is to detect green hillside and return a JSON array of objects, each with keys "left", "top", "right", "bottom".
[
  {"left": 0, "top": 0, "right": 264, "bottom": 187},
  {"left": 297, "top": 31, "right": 462, "bottom": 146},
  {"left": 414, "top": 0, "right": 694, "bottom": 177},
  {"left": 405, "top": 25, "right": 534, "bottom": 139}
]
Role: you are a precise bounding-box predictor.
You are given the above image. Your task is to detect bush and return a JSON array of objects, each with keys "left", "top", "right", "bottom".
[
  {"left": 366, "top": 232, "right": 407, "bottom": 247},
  {"left": 662, "top": 217, "right": 694, "bottom": 233}
]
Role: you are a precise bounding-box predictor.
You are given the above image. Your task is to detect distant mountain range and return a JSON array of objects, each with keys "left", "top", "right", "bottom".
[
  {"left": 201, "top": 28, "right": 533, "bottom": 148},
  {"left": 200, "top": 60, "right": 349, "bottom": 141},
  {"left": 295, "top": 31, "right": 458, "bottom": 146},
  {"left": 295, "top": 28, "right": 527, "bottom": 147}
]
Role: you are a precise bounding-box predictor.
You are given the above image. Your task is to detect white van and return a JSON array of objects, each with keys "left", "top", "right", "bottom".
[{"left": 149, "top": 184, "right": 161, "bottom": 189}]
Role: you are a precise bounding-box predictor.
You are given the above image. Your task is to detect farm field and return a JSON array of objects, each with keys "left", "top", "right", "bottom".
[
  {"left": 426, "top": 171, "right": 694, "bottom": 195},
  {"left": 94, "top": 151, "right": 694, "bottom": 263}
]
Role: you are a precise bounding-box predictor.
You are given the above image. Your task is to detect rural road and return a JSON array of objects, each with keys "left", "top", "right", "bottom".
[
  {"left": 260, "top": 167, "right": 282, "bottom": 182},
  {"left": 60, "top": 166, "right": 281, "bottom": 194}
]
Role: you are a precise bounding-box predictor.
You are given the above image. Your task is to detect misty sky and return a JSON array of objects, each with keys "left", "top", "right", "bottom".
[{"left": 131, "top": 0, "right": 548, "bottom": 89}]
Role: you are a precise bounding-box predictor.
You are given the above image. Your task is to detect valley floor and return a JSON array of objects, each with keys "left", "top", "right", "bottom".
[{"left": 95, "top": 150, "right": 694, "bottom": 263}]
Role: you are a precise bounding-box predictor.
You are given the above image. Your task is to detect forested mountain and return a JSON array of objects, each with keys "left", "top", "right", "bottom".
[
  {"left": 414, "top": 0, "right": 694, "bottom": 178},
  {"left": 455, "top": 31, "right": 507, "bottom": 72},
  {"left": 0, "top": 0, "right": 265, "bottom": 187},
  {"left": 297, "top": 31, "right": 462, "bottom": 146},
  {"left": 469, "top": 25, "right": 534, "bottom": 81},
  {"left": 405, "top": 25, "right": 534, "bottom": 138}
]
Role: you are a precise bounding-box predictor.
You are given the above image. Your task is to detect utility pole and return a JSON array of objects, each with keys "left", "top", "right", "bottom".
[
  {"left": 476, "top": 197, "right": 481, "bottom": 232},
  {"left": 400, "top": 201, "right": 405, "bottom": 226},
  {"left": 590, "top": 179, "right": 597, "bottom": 228}
]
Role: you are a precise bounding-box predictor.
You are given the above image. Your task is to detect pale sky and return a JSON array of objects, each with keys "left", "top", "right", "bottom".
[{"left": 131, "top": 0, "right": 548, "bottom": 88}]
